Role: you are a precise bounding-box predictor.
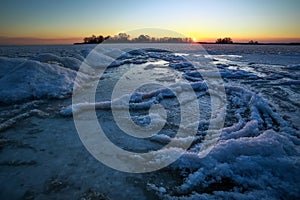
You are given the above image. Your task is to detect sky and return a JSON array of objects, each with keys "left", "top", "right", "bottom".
[{"left": 0, "top": 0, "right": 299, "bottom": 44}]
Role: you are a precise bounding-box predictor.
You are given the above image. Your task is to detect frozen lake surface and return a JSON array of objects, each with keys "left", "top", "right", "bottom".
[{"left": 0, "top": 44, "right": 299, "bottom": 199}]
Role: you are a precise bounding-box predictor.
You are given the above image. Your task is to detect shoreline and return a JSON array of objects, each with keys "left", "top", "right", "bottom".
[
  {"left": 198, "top": 42, "right": 300, "bottom": 46},
  {"left": 1, "top": 42, "right": 300, "bottom": 47}
]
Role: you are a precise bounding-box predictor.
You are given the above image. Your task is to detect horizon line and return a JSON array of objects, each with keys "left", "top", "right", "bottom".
[{"left": 1, "top": 36, "right": 300, "bottom": 45}]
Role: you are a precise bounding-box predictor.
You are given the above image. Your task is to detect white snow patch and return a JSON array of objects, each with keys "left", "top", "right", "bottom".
[{"left": 0, "top": 58, "right": 89, "bottom": 104}]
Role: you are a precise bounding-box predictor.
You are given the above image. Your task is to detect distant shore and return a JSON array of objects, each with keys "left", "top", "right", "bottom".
[
  {"left": 73, "top": 42, "right": 300, "bottom": 46},
  {"left": 197, "top": 42, "right": 300, "bottom": 46},
  {"left": 1, "top": 42, "right": 299, "bottom": 47}
]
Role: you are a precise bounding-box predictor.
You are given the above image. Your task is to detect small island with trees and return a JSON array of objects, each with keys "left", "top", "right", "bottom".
[
  {"left": 215, "top": 37, "right": 259, "bottom": 45},
  {"left": 215, "top": 37, "right": 233, "bottom": 44},
  {"left": 74, "top": 33, "right": 193, "bottom": 44}
]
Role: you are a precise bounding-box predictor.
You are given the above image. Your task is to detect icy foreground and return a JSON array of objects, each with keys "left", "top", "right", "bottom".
[{"left": 0, "top": 44, "right": 299, "bottom": 199}]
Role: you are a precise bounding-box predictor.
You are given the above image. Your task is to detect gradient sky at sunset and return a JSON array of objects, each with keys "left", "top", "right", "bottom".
[{"left": 0, "top": 0, "right": 299, "bottom": 44}]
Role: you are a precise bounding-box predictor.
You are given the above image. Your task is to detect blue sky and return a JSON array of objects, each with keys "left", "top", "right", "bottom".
[{"left": 0, "top": 0, "right": 299, "bottom": 43}]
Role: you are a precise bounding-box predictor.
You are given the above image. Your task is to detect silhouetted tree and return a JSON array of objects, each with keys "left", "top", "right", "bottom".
[
  {"left": 216, "top": 37, "right": 233, "bottom": 44},
  {"left": 133, "top": 34, "right": 150, "bottom": 42},
  {"left": 81, "top": 35, "right": 109, "bottom": 44},
  {"left": 248, "top": 40, "right": 258, "bottom": 44},
  {"left": 83, "top": 37, "right": 90, "bottom": 43},
  {"left": 90, "top": 35, "right": 97, "bottom": 43},
  {"left": 117, "top": 33, "right": 130, "bottom": 42},
  {"left": 97, "top": 35, "right": 104, "bottom": 43}
]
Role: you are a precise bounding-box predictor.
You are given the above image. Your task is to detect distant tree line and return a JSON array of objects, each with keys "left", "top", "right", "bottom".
[
  {"left": 82, "top": 35, "right": 110, "bottom": 44},
  {"left": 78, "top": 35, "right": 260, "bottom": 45},
  {"left": 77, "top": 33, "right": 193, "bottom": 44},
  {"left": 215, "top": 37, "right": 259, "bottom": 44}
]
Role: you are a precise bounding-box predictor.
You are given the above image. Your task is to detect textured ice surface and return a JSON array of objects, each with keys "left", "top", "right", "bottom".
[
  {"left": 0, "top": 57, "right": 91, "bottom": 104},
  {"left": 59, "top": 45, "right": 300, "bottom": 199},
  {"left": 31, "top": 53, "right": 82, "bottom": 71},
  {"left": 0, "top": 44, "right": 299, "bottom": 199}
]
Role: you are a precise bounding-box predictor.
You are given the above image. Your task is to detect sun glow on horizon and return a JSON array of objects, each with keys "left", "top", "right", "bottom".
[{"left": 0, "top": 0, "right": 299, "bottom": 45}]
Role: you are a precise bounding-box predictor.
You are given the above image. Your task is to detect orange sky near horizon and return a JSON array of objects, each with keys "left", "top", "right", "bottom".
[{"left": 0, "top": 0, "right": 299, "bottom": 44}]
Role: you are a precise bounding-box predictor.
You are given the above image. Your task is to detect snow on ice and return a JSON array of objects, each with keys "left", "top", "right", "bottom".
[{"left": 0, "top": 44, "right": 299, "bottom": 199}]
